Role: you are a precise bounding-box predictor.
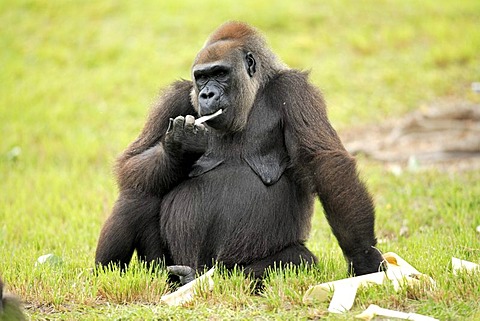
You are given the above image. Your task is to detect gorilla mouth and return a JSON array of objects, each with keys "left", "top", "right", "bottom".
[{"left": 195, "top": 109, "right": 224, "bottom": 125}]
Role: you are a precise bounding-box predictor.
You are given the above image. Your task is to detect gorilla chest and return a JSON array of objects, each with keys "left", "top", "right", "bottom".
[
  {"left": 160, "top": 162, "right": 309, "bottom": 266},
  {"left": 161, "top": 114, "right": 292, "bottom": 225},
  {"left": 159, "top": 104, "right": 313, "bottom": 265},
  {"left": 161, "top": 159, "right": 295, "bottom": 226}
]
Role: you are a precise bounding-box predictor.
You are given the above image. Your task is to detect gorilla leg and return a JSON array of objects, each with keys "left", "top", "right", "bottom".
[
  {"left": 95, "top": 212, "right": 134, "bottom": 269},
  {"left": 136, "top": 218, "right": 172, "bottom": 268},
  {"left": 95, "top": 191, "right": 168, "bottom": 270},
  {"left": 243, "top": 243, "right": 317, "bottom": 278}
]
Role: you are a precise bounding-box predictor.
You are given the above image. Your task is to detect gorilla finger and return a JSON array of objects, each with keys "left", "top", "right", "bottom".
[
  {"left": 195, "top": 123, "right": 206, "bottom": 132},
  {"left": 172, "top": 116, "right": 185, "bottom": 132},
  {"left": 184, "top": 115, "right": 195, "bottom": 131}
]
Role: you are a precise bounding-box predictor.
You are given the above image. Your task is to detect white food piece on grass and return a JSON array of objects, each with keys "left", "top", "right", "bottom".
[
  {"left": 327, "top": 281, "right": 359, "bottom": 313},
  {"left": 303, "top": 271, "right": 385, "bottom": 311},
  {"left": 383, "top": 252, "right": 436, "bottom": 291},
  {"left": 452, "top": 257, "right": 480, "bottom": 274},
  {"left": 35, "top": 253, "right": 63, "bottom": 266},
  {"left": 303, "top": 252, "right": 436, "bottom": 313},
  {"left": 355, "top": 304, "right": 439, "bottom": 321}
]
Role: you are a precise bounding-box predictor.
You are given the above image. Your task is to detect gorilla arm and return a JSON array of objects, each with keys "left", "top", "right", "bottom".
[
  {"left": 274, "top": 71, "right": 384, "bottom": 276},
  {"left": 115, "top": 80, "right": 205, "bottom": 196},
  {"left": 95, "top": 80, "right": 207, "bottom": 269}
]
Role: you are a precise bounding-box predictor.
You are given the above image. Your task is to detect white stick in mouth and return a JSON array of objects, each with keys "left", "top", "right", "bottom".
[{"left": 194, "top": 109, "right": 223, "bottom": 125}]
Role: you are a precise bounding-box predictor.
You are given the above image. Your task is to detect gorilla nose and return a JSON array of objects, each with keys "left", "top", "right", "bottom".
[
  {"left": 199, "top": 86, "right": 220, "bottom": 114},
  {"left": 200, "top": 86, "right": 220, "bottom": 100},
  {"left": 200, "top": 90, "right": 216, "bottom": 100}
]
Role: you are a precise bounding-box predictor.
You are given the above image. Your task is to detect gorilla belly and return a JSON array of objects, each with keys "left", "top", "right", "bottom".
[{"left": 160, "top": 164, "right": 313, "bottom": 269}]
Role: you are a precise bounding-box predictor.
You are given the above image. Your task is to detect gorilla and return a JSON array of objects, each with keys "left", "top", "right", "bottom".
[{"left": 95, "top": 21, "right": 383, "bottom": 283}]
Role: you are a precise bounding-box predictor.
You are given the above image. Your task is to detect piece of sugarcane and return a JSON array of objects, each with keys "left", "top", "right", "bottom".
[{"left": 194, "top": 109, "right": 223, "bottom": 126}]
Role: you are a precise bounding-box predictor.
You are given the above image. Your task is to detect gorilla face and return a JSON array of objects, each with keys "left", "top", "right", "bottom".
[
  {"left": 191, "top": 48, "right": 258, "bottom": 133},
  {"left": 193, "top": 62, "right": 232, "bottom": 117}
]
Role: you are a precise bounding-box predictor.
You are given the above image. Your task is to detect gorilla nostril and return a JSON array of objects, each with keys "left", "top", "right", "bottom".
[{"left": 200, "top": 91, "right": 216, "bottom": 101}]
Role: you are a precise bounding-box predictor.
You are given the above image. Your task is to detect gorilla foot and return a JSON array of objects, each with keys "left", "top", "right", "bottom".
[{"left": 167, "top": 265, "right": 196, "bottom": 285}]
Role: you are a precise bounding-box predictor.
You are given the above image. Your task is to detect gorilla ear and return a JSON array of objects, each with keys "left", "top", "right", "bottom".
[{"left": 245, "top": 52, "right": 256, "bottom": 77}]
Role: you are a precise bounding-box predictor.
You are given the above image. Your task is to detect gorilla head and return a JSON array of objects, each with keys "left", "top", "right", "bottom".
[{"left": 190, "top": 22, "right": 285, "bottom": 132}]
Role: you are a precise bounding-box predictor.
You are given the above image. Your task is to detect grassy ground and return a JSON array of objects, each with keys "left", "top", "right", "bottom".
[{"left": 1, "top": 0, "right": 479, "bottom": 320}]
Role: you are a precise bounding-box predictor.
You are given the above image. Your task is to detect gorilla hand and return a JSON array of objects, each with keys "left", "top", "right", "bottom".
[
  {"left": 165, "top": 115, "right": 208, "bottom": 155},
  {"left": 167, "top": 265, "right": 196, "bottom": 285},
  {"left": 348, "top": 247, "right": 386, "bottom": 276}
]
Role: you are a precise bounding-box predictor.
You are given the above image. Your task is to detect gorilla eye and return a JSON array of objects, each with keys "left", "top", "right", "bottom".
[
  {"left": 245, "top": 52, "right": 256, "bottom": 77},
  {"left": 195, "top": 75, "right": 208, "bottom": 87}
]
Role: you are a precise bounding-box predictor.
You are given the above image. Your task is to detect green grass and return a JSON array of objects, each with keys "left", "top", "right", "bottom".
[{"left": 1, "top": 0, "right": 479, "bottom": 320}]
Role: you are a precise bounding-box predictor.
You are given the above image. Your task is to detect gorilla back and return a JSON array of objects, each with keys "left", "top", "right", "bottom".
[{"left": 95, "top": 21, "right": 384, "bottom": 281}]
